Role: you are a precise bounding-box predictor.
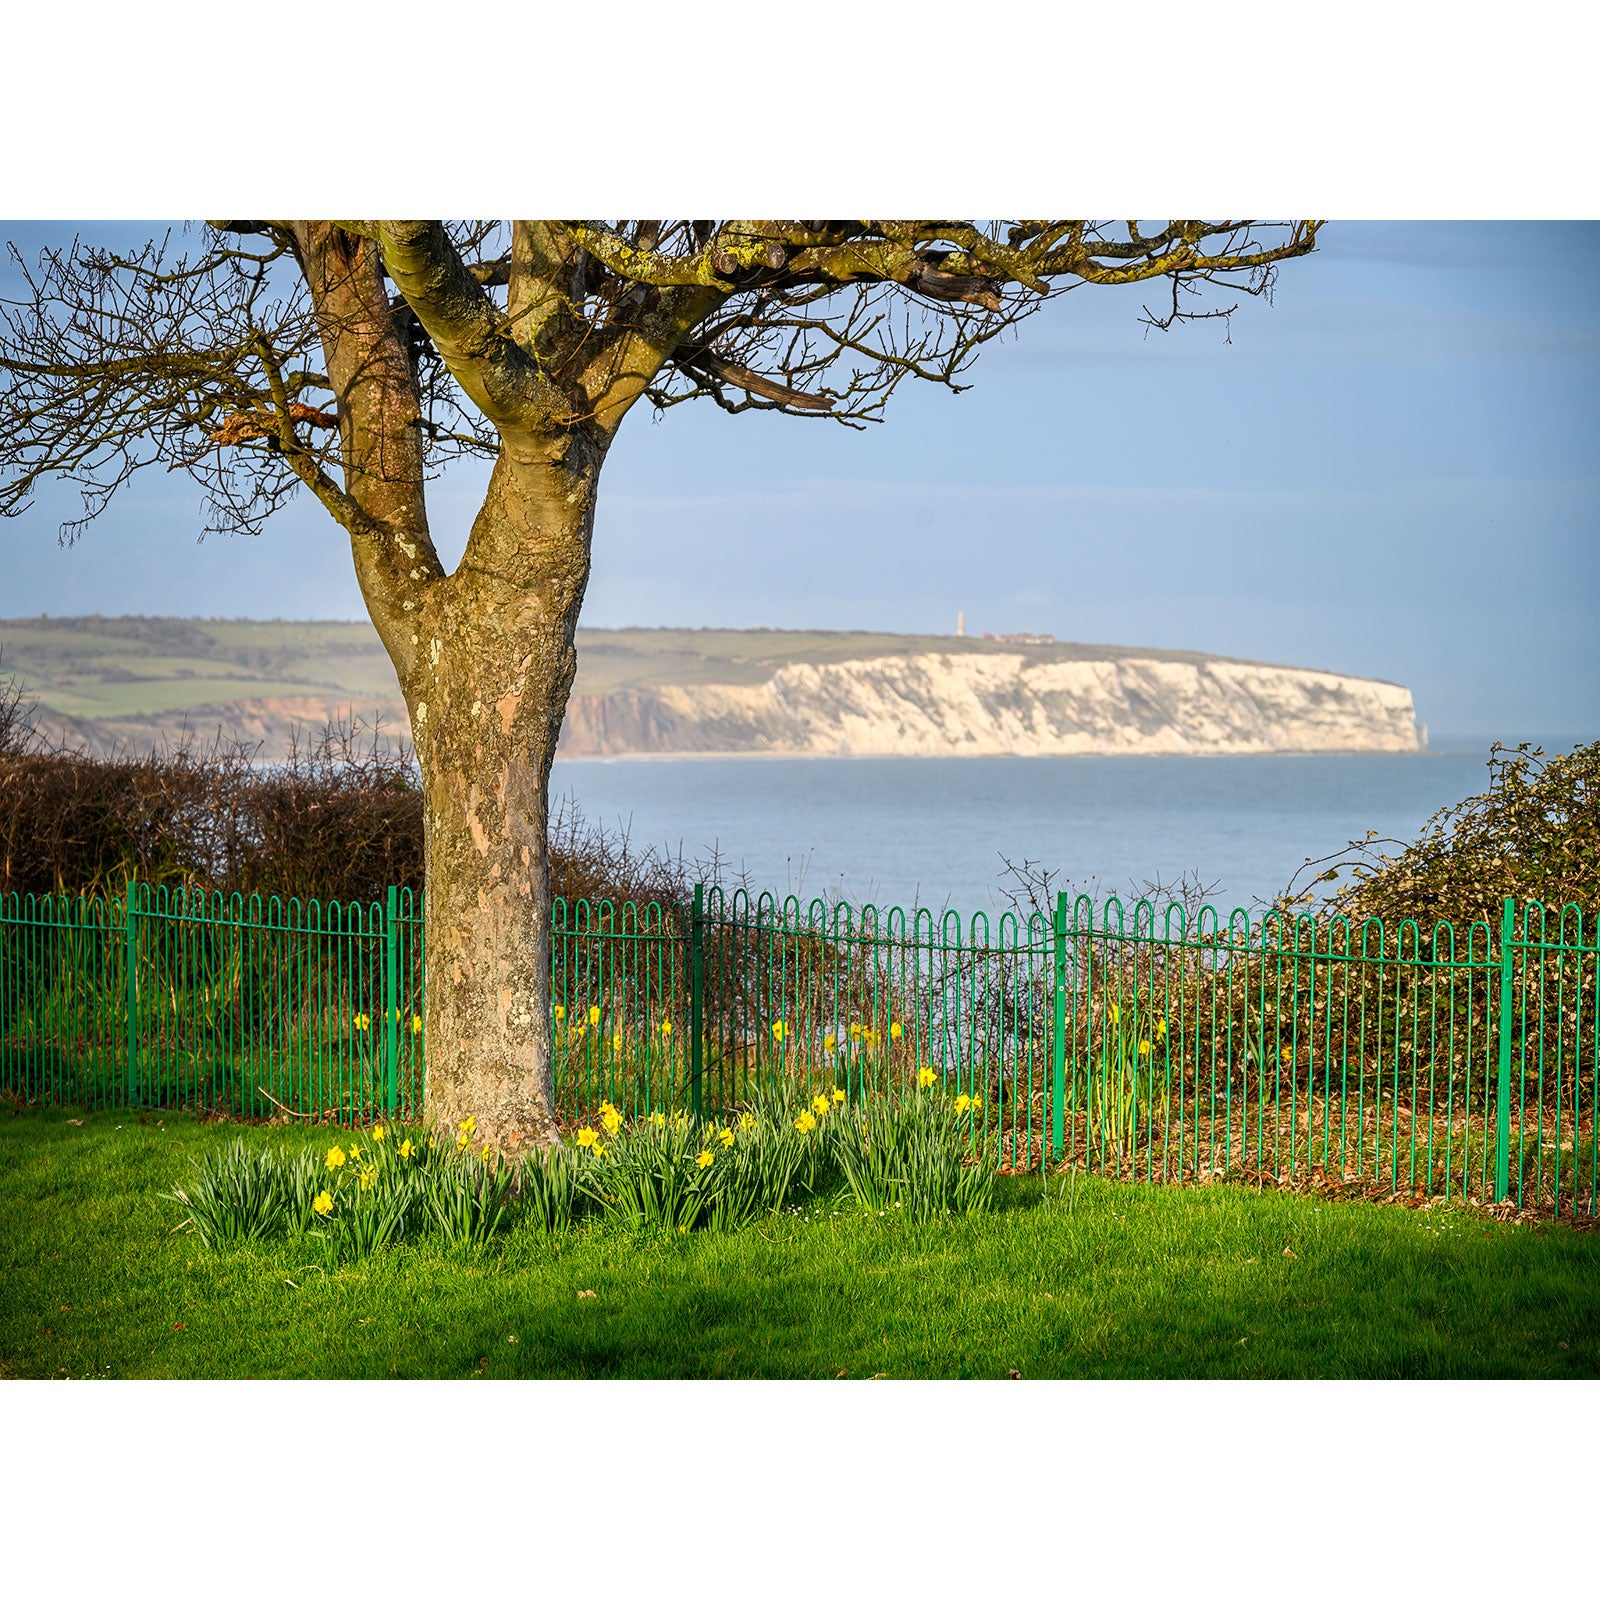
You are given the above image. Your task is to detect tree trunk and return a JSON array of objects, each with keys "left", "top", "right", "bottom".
[{"left": 401, "top": 443, "right": 601, "bottom": 1153}]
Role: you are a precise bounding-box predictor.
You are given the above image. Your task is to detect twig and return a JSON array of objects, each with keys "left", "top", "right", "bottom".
[{"left": 253, "top": 1084, "right": 317, "bottom": 1119}]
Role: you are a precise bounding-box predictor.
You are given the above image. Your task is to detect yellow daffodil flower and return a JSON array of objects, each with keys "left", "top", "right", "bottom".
[
  {"left": 553, "top": 1004, "right": 566, "bottom": 1021},
  {"left": 695, "top": 1150, "right": 714, "bottom": 1169},
  {"left": 971, "top": 1095, "right": 983, "bottom": 1112},
  {"left": 1281, "top": 1046, "right": 1293, "bottom": 1063},
  {"left": 737, "top": 1112, "right": 755, "bottom": 1132},
  {"left": 650, "top": 1111, "right": 667, "bottom": 1127},
  {"left": 325, "top": 1146, "right": 346, "bottom": 1170},
  {"left": 399, "top": 1138, "right": 414, "bottom": 1160},
  {"left": 359, "top": 1166, "right": 376, "bottom": 1191},
  {"left": 481, "top": 1144, "right": 494, "bottom": 1162},
  {"left": 810, "top": 1093, "right": 830, "bottom": 1117},
  {"left": 718, "top": 1127, "right": 736, "bottom": 1148},
  {"left": 456, "top": 1131, "right": 470, "bottom": 1150},
  {"left": 611, "top": 1031, "right": 623, "bottom": 1052},
  {"left": 831, "top": 1087, "right": 846, "bottom": 1104},
  {"left": 576, "top": 1128, "right": 600, "bottom": 1149},
  {"left": 953, "top": 1094, "right": 972, "bottom": 1114},
  {"left": 1138, "top": 1040, "right": 1151, "bottom": 1056},
  {"left": 348, "top": 1145, "right": 362, "bottom": 1162},
  {"left": 890, "top": 1021, "right": 903, "bottom": 1040},
  {"left": 824, "top": 1036, "right": 837, "bottom": 1052},
  {"left": 1108, "top": 1004, "right": 1120, "bottom": 1024},
  {"left": 660, "top": 1018, "right": 673, "bottom": 1036},
  {"left": 459, "top": 1115, "right": 476, "bottom": 1134},
  {"left": 372, "top": 1124, "right": 386, "bottom": 1142},
  {"left": 917, "top": 1067, "right": 936, "bottom": 1089},
  {"left": 864, "top": 1029, "right": 876, "bottom": 1047},
  {"left": 312, "top": 1191, "right": 334, "bottom": 1215},
  {"left": 771, "top": 1021, "right": 786, "bottom": 1042},
  {"left": 353, "top": 1012, "right": 370, "bottom": 1032},
  {"left": 1155, "top": 1019, "right": 1167, "bottom": 1040},
  {"left": 849, "top": 1023, "right": 861, "bottom": 1041},
  {"left": 411, "top": 1014, "right": 423, "bottom": 1034},
  {"left": 795, "top": 1111, "right": 817, "bottom": 1133},
  {"left": 588, "top": 1005, "right": 601, "bottom": 1026},
  {"left": 601, "top": 1107, "right": 622, "bottom": 1137}
]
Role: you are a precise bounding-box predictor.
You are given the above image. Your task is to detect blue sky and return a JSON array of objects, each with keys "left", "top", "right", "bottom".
[{"left": 3, "top": 220, "right": 1596, "bottom": 741}]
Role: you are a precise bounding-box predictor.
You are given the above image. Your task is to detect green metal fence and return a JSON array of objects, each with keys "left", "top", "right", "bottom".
[{"left": 2, "top": 883, "right": 1594, "bottom": 1215}]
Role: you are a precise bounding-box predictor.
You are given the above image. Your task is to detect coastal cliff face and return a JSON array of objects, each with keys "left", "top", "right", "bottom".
[
  {"left": 557, "top": 652, "right": 1424, "bottom": 758},
  {"left": 0, "top": 618, "right": 1423, "bottom": 760}
]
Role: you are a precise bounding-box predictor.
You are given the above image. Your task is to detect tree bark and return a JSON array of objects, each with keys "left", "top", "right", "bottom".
[{"left": 401, "top": 440, "right": 602, "bottom": 1151}]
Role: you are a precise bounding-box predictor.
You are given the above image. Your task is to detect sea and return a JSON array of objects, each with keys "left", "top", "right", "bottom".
[{"left": 549, "top": 743, "right": 1555, "bottom": 920}]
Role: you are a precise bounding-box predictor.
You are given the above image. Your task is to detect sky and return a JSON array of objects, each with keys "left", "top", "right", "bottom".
[{"left": 2, "top": 220, "right": 1596, "bottom": 742}]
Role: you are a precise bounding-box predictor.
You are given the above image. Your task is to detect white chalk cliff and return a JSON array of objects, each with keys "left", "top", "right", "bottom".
[{"left": 557, "top": 652, "right": 1424, "bottom": 758}]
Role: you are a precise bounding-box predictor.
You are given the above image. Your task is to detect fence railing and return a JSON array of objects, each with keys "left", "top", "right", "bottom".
[{"left": 2, "top": 882, "right": 1594, "bottom": 1215}]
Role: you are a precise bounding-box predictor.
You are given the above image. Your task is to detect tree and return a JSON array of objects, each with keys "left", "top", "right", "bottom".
[{"left": 0, "top": 219, "right": 1321, "bottom": 1151}]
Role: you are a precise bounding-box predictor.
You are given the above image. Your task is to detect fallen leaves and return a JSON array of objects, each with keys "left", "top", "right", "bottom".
[
  {"left": 576, "top": 1289, "right": 596, "bottom": 1300},
  {"left": 1283, "top": 1246, "right": 1297, "bottom": 1259}
]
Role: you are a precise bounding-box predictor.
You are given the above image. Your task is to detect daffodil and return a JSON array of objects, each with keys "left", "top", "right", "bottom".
[
  {"left": 718, "top": 1127, "right": 736, "bottom": 1148},
  {"left": 456, "top": 1130, "right": 471, "bottom": 1150},
  {"left": 399, "top": 1138, "right": 414, "bottom": 1160},
  {"left": 411, "top": 1013, "right": 423, "bottom": 1034},
  {"left": 553, "top": 1004, "right": 566, "bottom": 1021},
  {"left": 795, "top": 1111, "right": 817, "bottom": 1133},
  {"left": 953, "top": 1094, "right": 972, "bottom": 1114},
  {"left": 890, "top": 1021, "right": 903, "bottom": 1041},
  {"left": 1138, "top": 1039, "right": 1151, "bottom": 1056},
  {"left": 325, "top": 1145, "right": 346, "bottom": 1170},
  {"left": 737, "top": 1112, "right": 755, "bottom": 1132},
  {"left": 1155, "top": 1019, "right": 1167, "bottom": 1040},
  {"left": 601, "top": 1107, "right": 622, "bottom": 1136},
  {"left": 588, "top": 1005, "right": 601, "bottom": 1026},
  {"left": 917, "top": 1067, "right": 936, "bottom": 1089},
  {"left": 971, "top": 1095, "right": 983, "bottom": 1113},
  {"left": 650, "top": 1111, "right": 666, "bottom": 1127},
  {"left": 459, "top": 1115, "right": 476, "bottom": 1135},
  {"left": 660, "top": 1018, "right": 673, "bottom": 1037},
  {"left": 353, "top": 1012, "right": 370, "bottom": 1032},
  {"left": 611, "top": 1031, "right": 624, "bottom": 1052},
  {"left": 864, "top": 1029, "right": 876, "bottom": 1047},
  {"left": 312, "top": 1190, "right": 335, "bottom": 1216},
  {"left": 372, "top": 1124, "right": 387, "bottom": 1142},
  {"left": 824, "top": 1036, "right": 837, "bottom": 1052},
  {"left": 1281, "top": 1046, "right": 1293, "bottom": 1064},
  {"left": 831, "top": 1087, "right": 846, "bottom": 1104},
  {"left": 481, "top": 1143, "right": 494, "bottom": 1162},
  {"left": 1108, "top": 1004, "right": 1120, "bottom": 1024},
  {"left": 771, "top": 1021, "right": 786, "bottom": 1042},
  {"left": 811, "top": 1093, "right": 830, "bottom": 1117},
  {"left": 576, "top": 1128, "right": 600, "bottom": 1149},
  {"left": 359, "top": 1165, "right": 376, "bottom": 1191},
  {"left": 695, "top": 1150, "right": 714, "bottom": 1169},
  {"left": 348, "top": 1145, "right": 362, "bottom": 1162},
  {"left": 849, "top": 1023, "right": 861, "bottom": 1041}
]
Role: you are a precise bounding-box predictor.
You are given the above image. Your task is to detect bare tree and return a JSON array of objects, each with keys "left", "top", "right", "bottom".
[{"left": 0, "top": 218, "right": 1322, "bottom": 1152}]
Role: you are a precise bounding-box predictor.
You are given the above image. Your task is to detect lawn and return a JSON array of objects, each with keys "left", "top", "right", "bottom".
[{"left": 2, "top": 1102, "right": 1596, "bottom": 1380}]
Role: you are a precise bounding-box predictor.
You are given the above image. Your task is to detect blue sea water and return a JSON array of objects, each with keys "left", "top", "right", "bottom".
[{"left": 549, "top": 746, "right": 1520, "bottom": 918}]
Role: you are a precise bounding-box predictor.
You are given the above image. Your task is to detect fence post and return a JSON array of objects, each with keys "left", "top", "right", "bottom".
[
  {"left": 1051, "top": 891, "right": 1068, "bottom": 1162},
  {"left": 384, "top": 885, "right": 400, "bottom": 1119},
  {"left": 124, "top": 880, "right": 139, "bottom": 1108},
  {"left": 1494, "top": 896, "right": 1515, "bottom": 1204},
  {"left": 689, "top": 883, "right": 705, "bottom": 1118}
]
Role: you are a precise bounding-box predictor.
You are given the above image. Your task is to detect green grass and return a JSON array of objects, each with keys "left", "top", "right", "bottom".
[{"left": 3, "top": 1102, "right": 1596, "bottom": 1379}]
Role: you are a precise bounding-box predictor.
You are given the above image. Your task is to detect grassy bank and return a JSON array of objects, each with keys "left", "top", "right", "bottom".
[{"left": 2, "top": 1104, "right": 1596, "bottom": 1380}]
